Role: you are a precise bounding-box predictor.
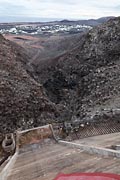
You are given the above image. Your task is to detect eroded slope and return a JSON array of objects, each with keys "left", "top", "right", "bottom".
[{"left": 0, "top": 35, "right": 57, "bottom": 133}]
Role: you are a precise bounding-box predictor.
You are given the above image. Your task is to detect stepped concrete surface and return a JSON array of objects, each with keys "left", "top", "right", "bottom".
[
  {"left": 1, "top": 125, "right": 119, "bottom": 180},
  {"left": 7, "top": 138, "right": 120, "bottom": 180},
  {"left": 74, "top": 132, "right": 120, "bottom": 148}
]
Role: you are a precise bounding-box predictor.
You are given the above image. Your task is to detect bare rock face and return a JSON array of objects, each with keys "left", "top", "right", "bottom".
[
  {"left": 0, "top": 35, "right": 58, "bottom": 133},
  {"left": 31, "top": 17, "right": 120, "bottom": 121}
]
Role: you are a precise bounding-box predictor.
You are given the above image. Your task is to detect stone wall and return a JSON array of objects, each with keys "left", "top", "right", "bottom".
[{"left": 16, "top": 124, "right": 54, "bottom": 148}]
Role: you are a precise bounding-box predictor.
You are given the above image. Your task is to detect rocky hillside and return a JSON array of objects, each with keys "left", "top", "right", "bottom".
[
  {"left": 31, "top": 17, "right": 120, "bottom": 122},
  {"left": 0, "top": 35, "right": 59, "bottom": 133},
  {"left": 1, "top": 16, "right": 120, "bottom": 133}
]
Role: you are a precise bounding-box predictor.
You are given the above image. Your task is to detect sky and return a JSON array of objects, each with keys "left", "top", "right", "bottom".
[{"left": 0, "top": 0, "right": 120, "bottom": 22}]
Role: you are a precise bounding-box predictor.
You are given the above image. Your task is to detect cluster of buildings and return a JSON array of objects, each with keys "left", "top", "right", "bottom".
[{"left": 0, "top": 23, "right": 92, "bottom": 35}]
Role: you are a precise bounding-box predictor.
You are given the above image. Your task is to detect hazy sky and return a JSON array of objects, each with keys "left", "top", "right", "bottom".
[{"left": 0, "top": 0, "right": 120, "bottom": 21}]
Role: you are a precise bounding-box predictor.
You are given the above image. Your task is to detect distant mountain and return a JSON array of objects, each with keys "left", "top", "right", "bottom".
[
  {"left": 0, "top": 16, "right": 115, "bottom": 25},
  {"left": 60, "top": 19, "right": 75, "bottom": 23},
  {"left": 97, "top": 16, "right": 115, "bottom": 23},
  {"left": 60, "top": 16, "right": 115, "bottom": 26}
]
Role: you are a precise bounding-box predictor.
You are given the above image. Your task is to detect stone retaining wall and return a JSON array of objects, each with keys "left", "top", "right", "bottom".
[{"left": 16, "top": 124, "right": 54, "bottom": 148}]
